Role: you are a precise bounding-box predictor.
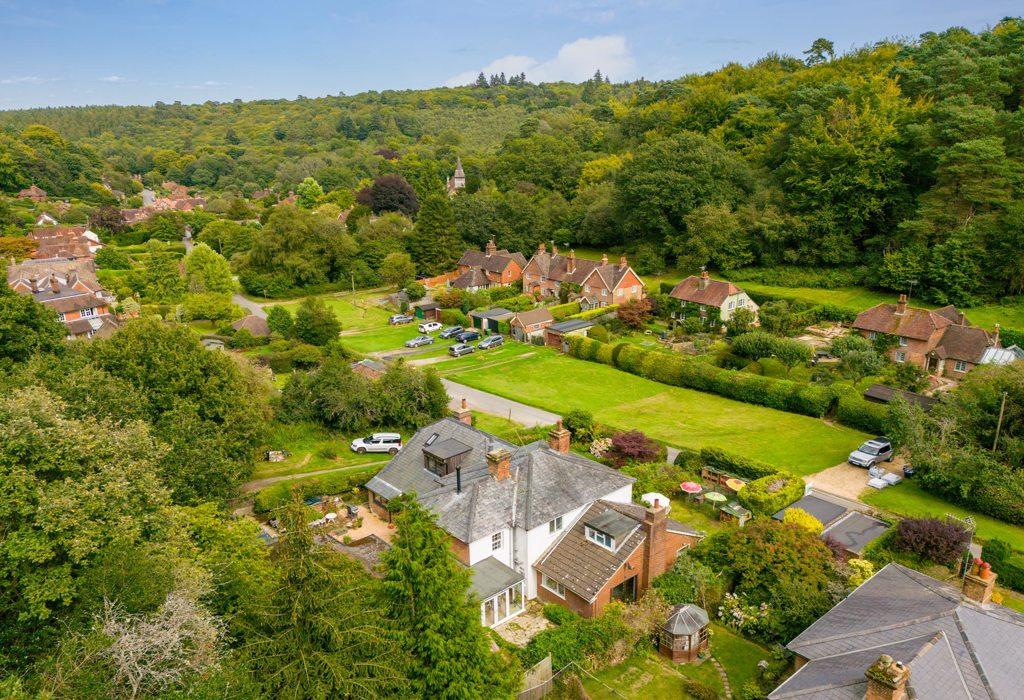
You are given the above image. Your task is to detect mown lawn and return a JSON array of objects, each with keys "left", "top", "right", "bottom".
[
  {"left": 278, "top": 289, "right": 394, "bottom": 332},
  {"left": 445, "top": 348, "right": 866, "bottom": 475},
  {"left": 861, "top": 480, "right": 1024, "bottom": 552},
  {"left": 583, "top": 624, "right": 770, "bottom": 699},
  {"left": 253, "top": 422, "right": 390, "bottom": 480}
]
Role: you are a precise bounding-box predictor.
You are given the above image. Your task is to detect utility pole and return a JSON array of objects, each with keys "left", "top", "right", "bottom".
[
  {"left": 993, "top": 391, "right": 1008, "bottom": 452},
  {"left": 351, "top": 272, "right": 355, "bottom": 296}
]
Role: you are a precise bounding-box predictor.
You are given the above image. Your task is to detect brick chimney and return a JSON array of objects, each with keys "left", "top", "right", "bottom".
[
  {"left": 600, "top": 253, "right": 609, "bottom": 266},
  {"left": 698, "top": 269, "right": 709, "bottom": 291},
  {"left": 486, "top": 447, "right": 512, "bottom": 481},
  {"left": 455, "top": 398, "right": 472, "bottom": 425},
  {"left": 567, "top": 249, "right": 576, "bottom": 274},
  {"left": 49, "top": 273, "right": 60, "bottom": 294},
  {"left": 619, "top": 254, "right": 627, "bottom": 269},
  {"left": 537, "top": 242, "right": 546, "bottom": 254},
  {"left": 962, "top": 559, "right": 998, "bottom": 606},
  {"left": 641, "top": 499, "right": 668, "bottom": 590},
  {"left": 547, "top": 419, "right": 571, "bottom": 454},
  {"left": 864, "top": 655, "right": 909, "bottom": 700},
  {"left": 896, "top": 294, "right": 908, "bottom": 316},
  {"left": 485, "top": 239, "right": 496, "bottom": 257},
  {"left": 552, "top": 243, "right": 559, "bottom": 256}
]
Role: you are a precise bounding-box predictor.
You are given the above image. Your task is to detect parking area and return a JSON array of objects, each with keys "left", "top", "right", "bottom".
[{"left": 806, "top": 455, "right": 908, "bottom": 502}]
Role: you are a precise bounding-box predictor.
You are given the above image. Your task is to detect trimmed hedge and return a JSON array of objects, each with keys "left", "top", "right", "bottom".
[
  {"left": 566, "top": 337, "right": 885, "bottom": 432},
  {"left": 253, "top": 465, "right": 381, "bottom": 514},
  {"left": 567, "top": 304, "right": 619, "bottom": 321},
  {"left": 700, "top": 446, "right": 781, "bottom": 480},
  {"left": 549, "top": 301, "right": 581, "bottom": 320},
  {"left": 737, "top": 474, "right": 805, "bottom": 515},
  {"left": 439, "top": 308, "right": 470, "bottom": 327}
]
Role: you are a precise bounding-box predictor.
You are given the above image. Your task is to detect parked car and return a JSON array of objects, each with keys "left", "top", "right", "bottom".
[
  {"left": 478, "top": 335, "right": 505, "bottom": 350},
  {"left": 456, "top": 329, "right": 481, "bottom": 343},
  {"left": 848, "top": 437, "right": 893, "bottom": 468},
  {"left": 405, "top": 335, "right": 435, "bottom": 348},
  {"left": 418, "top": 321, "right": 442, "bottom": 333},
  {"left": 350, "top": 432, "right": 402, "bottom": 455},
  {"left": 388, "top": 314, "right": 415, "bottom": 325},
  {"left": 439, "top": 325, "right": 464, "bottom": 339},
  {"left": 449, "top": 343, "right": 475, "bottom": 357}
]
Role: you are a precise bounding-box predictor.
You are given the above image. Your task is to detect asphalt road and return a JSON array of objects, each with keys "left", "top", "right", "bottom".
[
  {"left": 441, "top": 379, "right": 561, "bottom": 427},
  {"left": 232, "top": 294, "right": 267, "bottom": 319}
]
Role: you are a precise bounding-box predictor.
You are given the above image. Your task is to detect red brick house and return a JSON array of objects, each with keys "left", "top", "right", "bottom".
[
  {"left": 521, "top": 245, "right": 645, "bottom": 307},
  {"left": 365, "top": 413, "right": 700, "bottom": 626},
  {"left": 451, "top": 239, "right": 526, "bottom": 291},
  {"left": 10, "top": 270, "right": 117, "bottom": 339},
  {"left": 669, "top": 271, "right": 758, "bottom": 324},
  {"left": 28, "top": 226, "right": 103, "bottom": 260},
  {"left": 853, "top": 295, "right": 1003, "bottom": 379},
  {"left": 18, "top": 185, "right": 47, "bottom": 201},
  {"left": 510, "top": 307, "right": 554, "bottom": 342}
]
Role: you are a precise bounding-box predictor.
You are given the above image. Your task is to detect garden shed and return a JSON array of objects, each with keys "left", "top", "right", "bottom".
[
  {"left": 469, "top": 307, "right": 514, "bottom": 333},
  {"left": 658, "top": 604, "right": 710, "bottom": 663}
]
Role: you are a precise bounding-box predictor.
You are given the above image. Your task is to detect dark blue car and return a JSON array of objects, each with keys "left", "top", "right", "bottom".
[{"left": 456, "top": 329, "right": 481, "bottom": 343}]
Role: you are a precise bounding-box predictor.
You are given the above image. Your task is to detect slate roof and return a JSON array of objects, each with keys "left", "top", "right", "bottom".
[
  {"left": 585, "top": 508, "right": 638, "bottom": 541},
  {"left": 669, "top": 275, "right": 742, "bottom": 307},
  {"left": 853, "top": 302, "right": 952, "bottom": 341},
  {"left": 773, "top": 494, "right": 889, "bottom": 555},
  {"left": 535, "top": 500, "right": 645, "bottom": 602},
  {"left": 457, "top": 248, "right": 526, "bottom": 274},
  {"left": 769, "top": 563, "right": 1024, "bottom": 699},
  {"left": 469, "top": 307, "right": 514, "bottom": 320},
  {"left": 470, "top": 556, "right": 524, "bottom": 601},
  {"left": 547, "top": 319, "right": 594, "bottom": 334},
  {"left": 773, "top": 494, "right": 848, "bottom": 528},
  {"left": 365, "top": 418, "right": 633, "bottom": 543}
]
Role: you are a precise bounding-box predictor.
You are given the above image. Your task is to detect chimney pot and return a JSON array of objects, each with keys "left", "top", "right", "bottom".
[
  {"left": 962, "top": 560, "right": 998, "bottom": 606},
  {"left": 455, "top": 397, "right": 473, "bottom": 425},
  {"left": 865, "top": 654, "right": 910, "bottom": 700},
  {"left": 548, "top": 420, "right": 571, "bottom": 454},
  {"left": 538, "top": 242, "right": 546, "bottom": 253}
]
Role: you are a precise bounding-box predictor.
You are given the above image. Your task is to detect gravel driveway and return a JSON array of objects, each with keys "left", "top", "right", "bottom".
[{"left": 805, "top": 455, "right": 907, "bottom": 502}]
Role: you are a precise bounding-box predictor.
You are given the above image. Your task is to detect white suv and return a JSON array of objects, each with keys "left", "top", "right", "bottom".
[
  {"left": 418, "top": 321, "right": 442, "bottom": 333},
  {"left": 350, "top": 432, "right": 402, "bottom": 455}
]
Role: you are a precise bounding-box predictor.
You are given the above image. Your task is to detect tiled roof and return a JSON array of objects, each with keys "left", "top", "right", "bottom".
[
  {"left": 934, "top": 324, "right": 992, "bottom": 363},
  {"left": 863, "top": 383, "right": 938, "bottom": 411},
  {"left": 820, "top": 511, "right": 890, "bottom": 556},
  {"left": 511, "top": 308, "right": 553, "bottom": 327},
  {"left": 525, "top": 251, "right": 603, "bottom": 286},
  {"left": 457, "top": 248, "right": 526, "bottom": 274},
  {"left": 853, "top": 302, "right": 952, "bottom": 341},
  {"left": 547, "top": 319, "right": 594, "bottom": 334},
  {"left": 365, "top": 418, "right": 633, "bottom": 543},
  {"left": 451, "top": 267, "right": 490, "bottom": 289},
  {"left": 535, "top": 500, "right": 645, "bottom": 601},
  {"left": 232, "top": 314, "right": 270, "bottom": 337},
  {"left": 770, "top": 563, "right": 1024, "bottom": 699},
  {"left": 669, "top": 275, "right": 741, "bottom": 307},
  {"left": 469, "top": 307, "right": 514, "bottom": 320}
]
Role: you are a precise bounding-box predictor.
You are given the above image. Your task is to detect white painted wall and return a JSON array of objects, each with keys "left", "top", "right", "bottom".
[
  {"left": 468, "top": 526, "right": 513, "bottom": 568},
  {"left": 721, "top": 292, "right": 758, "bottom": 321}
]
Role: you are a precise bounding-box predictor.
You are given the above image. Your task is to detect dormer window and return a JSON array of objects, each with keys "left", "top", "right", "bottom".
[
  {"left": 585, "top": 526, "right": 614, "bottom": 550},
  {"left": 422, "top": 437, "right": 471, "bottom": 478}
]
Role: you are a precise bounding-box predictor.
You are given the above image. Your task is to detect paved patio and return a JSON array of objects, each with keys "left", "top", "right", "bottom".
[
  {"left": 493, "top": 601, "right": 553, "bottom": 647},
  {"left": 342, "top": 503, "right": 395, "bottom": 543}
]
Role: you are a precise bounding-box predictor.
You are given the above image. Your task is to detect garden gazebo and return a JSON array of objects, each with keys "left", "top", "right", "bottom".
[{"left": 658, "top": 603, "right": 710, "bottom": 663}]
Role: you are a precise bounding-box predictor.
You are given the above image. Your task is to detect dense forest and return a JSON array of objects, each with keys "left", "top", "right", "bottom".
[{"left": 2, "top": 19, "right": 1023, "bottom": 305}]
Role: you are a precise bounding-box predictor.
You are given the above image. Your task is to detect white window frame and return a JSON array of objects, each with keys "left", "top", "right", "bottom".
[
  {"left": 898, "top": 336, "right": 908, "bottom": 347},
  {"left": 491, "top": 531, "right": 502, "bottom": 551},
  {"left": 896, "top": 351, "right": 907, "bottom": 363},
  {"left": 601, "top": 288, "right": 607, "bottom": 298},
  {"left": 584, "top": 285, "right": 590, "bottom": 293},
  {"left": 585, "top": 526, "right": 614, "bottom": 551},
  {"left": 548, "top": 516, "right": 563, "bottom": 534},
  {"left": 954, "top": 360, "right": 968, "bottom": 373},
  {"left": 631, "top": 285, "right": 638, "bottom": 294},
  {"left": 868, "top": 331, "right": 877, "bottom": 340},
  {"left": 57, "top": 312, "right": 66, "bottom": 322},
  {"left": 80, "top": 307, "right": 95, "bottom": 318},
  {"left": 541, "top": 573, "right": 565, "bottom": 598}
]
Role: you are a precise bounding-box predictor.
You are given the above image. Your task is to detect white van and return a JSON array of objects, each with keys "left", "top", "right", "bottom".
[{"left": 350, "top": 432, "right": 402, "bottom": 455}]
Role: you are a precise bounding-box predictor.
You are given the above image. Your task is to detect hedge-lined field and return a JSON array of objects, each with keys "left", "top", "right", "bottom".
[
  {"left": 567, "top": 336, "right": 892, "bottom": 435},
  {"left": 446, "top": 348, "right": 866, "bottom": 475}
]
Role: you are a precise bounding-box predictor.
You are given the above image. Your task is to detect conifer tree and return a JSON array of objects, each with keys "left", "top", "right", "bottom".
[
  {"left": 408, "top": 191, "right": 463, "bottom": 275},
  {"left": 381, "top": 498, "right": 519, "bottom": 699}
]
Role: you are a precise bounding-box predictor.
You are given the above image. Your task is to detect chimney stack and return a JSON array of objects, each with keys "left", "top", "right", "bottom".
[
  {"left": 485, "top": 239, "right": 496, "bottom": 257},
  {"left": 619, "top": 254, "right": 628, "bottom": 269},
  {"left": 455, "top": 398, "right": 473, "bottom": 425},
  {"left": 547, "top": 419, "right": 571, "bottom": 454},
  {"left": 896, "top": 294, "right": 908, "bottom": 316},
  {"left": 864, "top": 655, "right": 909, "bottom": 700},
  {"left": 641, "top": 499, "right": 669, "bottom": 589},
  {"left": 600, "top": 253, "right": 609, "bottom": 266},
  {"left": 699, "top": 269, "right": 709, "bottom": 291},
  {"left": 962, "top": 558, "right": 998, "bottom": 606},
  {"left": 537, "top": 242, "right": 546, "bottom": 254},
  {"left": 552, "top": 243, "right": 559, "bottom": 256},
  {"left": 486, "top": 448, "right": 512, "bottom": 482},
  {"left": 993, "top": 323, "right": 1001, "bottom": 347},
  {"left": 567, "top": 249, "right": 576, "bottom": 274}
]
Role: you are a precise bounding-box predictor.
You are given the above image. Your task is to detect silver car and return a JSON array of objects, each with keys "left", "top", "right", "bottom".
[
  {"left": 849, "top": 437, "right": 893, "bottom": 468},
  {"left": 405, "top": 335, "right": 435, "bottom": 348}
]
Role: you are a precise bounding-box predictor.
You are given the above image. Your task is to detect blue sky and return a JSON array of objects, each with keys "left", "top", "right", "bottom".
[{"left": 0, "top": 0, "right": 1018, "bottom": 110}]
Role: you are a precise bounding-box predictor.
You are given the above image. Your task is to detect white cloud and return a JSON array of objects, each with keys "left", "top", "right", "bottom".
[
  {"left": 0, "top": 75, "right": 55, "bottom": 85},
  {"left": 100, "top": 75, "right": 127, "bottom": 83},
  {"left": 446, "top": 35, "right": 634, "bottom": 86}
]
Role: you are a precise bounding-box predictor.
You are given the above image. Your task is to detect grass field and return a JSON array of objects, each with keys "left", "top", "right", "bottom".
[
  {"left": 583, "top": 624, "right": 770, "bottom": 699},
  {"left": 444, "top": 347, "right": 866, "bottom": 475},
  {"left": 861, "top": 480, "right": 1024, "bottom": 552},
  {"left": 253, "top": 422, "right": 389, "bottom": 480}
]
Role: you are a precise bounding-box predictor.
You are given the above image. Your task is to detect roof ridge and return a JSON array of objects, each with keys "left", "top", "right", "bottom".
[
  {"left": 910, "top": 630, "right": 973, "bottom": 699},
  {"left": 952, "top": 608, "right": 997, "bottom": 698}
]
